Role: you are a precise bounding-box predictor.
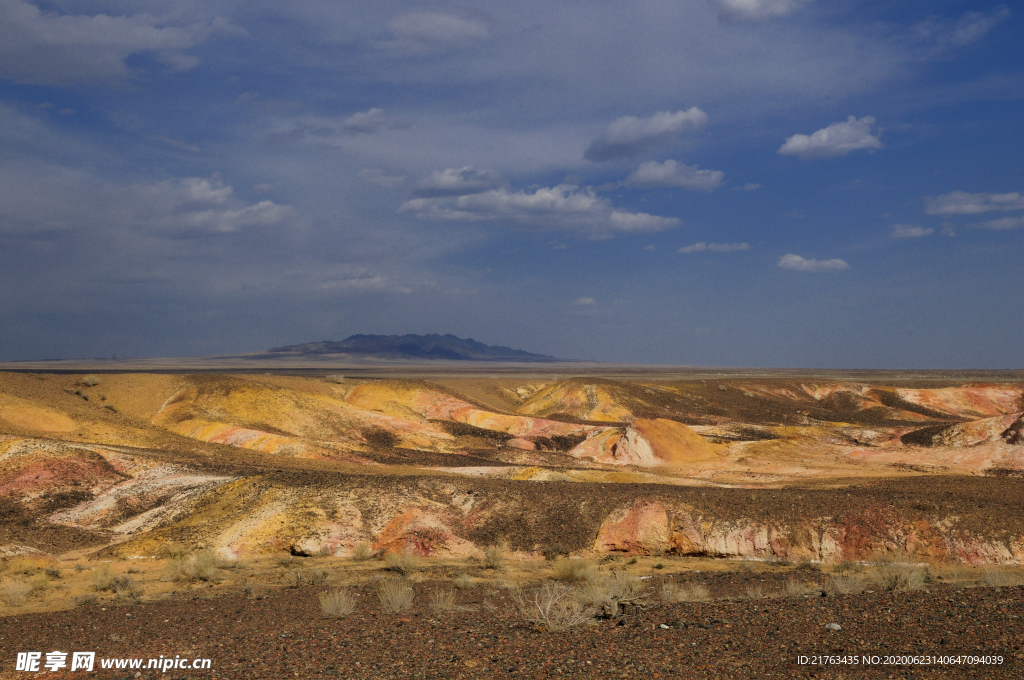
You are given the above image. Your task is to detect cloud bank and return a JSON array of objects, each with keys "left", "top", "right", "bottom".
[{"left": 925, "top": 191, "right": 1024, "bottom": 215}]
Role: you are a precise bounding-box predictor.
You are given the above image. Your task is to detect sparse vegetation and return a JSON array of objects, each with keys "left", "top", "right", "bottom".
[
  {"left": 552, "top": 559, "right": 598, "bottom": 583},
  {"left": 73, "top": 593, "right": 99, "bottom": 607},
  {"left": 482, "top": 545, "right": 505, "bottom": 570},
  {"left": 351, "top": 543, "right": 374, "bottom": 561},
  {"left": 287, "top": 568, "right": 330, "bottom": 588},
  {"left": 661, "top": 582, "right": 710, "bottom": 603},
  {"left": 872, "top": 556, "right": 926, "bottom": 592},
  {"left": 363, "top": 427, "right": 399, "bottom": 449},
  {"left": 826, "top": 574, "right": 865, "bottom": 595},
  {"left": 542, "top": 544, "right": 569, "bottom": 561},
  {"left": 429, "top": 589, "right": 462, "bottom": 613},
  {"left": 318, "top": 589, "right": 356, "bottom": 618},
  {"left": 2, "top": 580, "right": 31, "bottom": 606},
  {"left": 376, "top": 578, "right": 415, "bottom": 613},
  {"left": 44, "top": 566, "right": 62, "bottom": 580},
  {"left": 744, "top": 584, "right": 767, "bottom": 599},
  {"left": 383, "top": 548, "right": 419, "bottom": 575},
  {"left": 783, "top": 579, "right": 817, "bottom": 598},
  {"left": 81, "top": 375, "right": 101, "bottom": 387},
  {"left": 452, "top": 574, "right": 476, "bottom": 590},
  {"left": 983, "top": 569, "right": 1024, "bottom": 588},
  {"left": 168, "top": 550, "right": 221, "bottom": 583},
  {"left": 579, "top": 573, "right": 647, "bottom": 617},
  {"left": 514, "top": 582, "right": 595, "bottom": 632}
]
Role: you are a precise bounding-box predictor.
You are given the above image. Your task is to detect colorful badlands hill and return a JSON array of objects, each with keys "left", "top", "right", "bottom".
[{"left": 0, "top": 371, "right": 1022, "bottom": 565}]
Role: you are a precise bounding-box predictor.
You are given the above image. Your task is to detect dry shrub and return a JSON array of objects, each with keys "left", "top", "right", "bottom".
[
  {"left": 514, "top": 582, "right": 595, "bottom": 632},
  {"left": 744, "top": 584, "right": 767, "bottom": 599},
  {"left": 872, "top": 557, "right": 926, "bottom": 592},
  {"left": 376, "top": 578, "right": 415, "bottom": 613},
  {"left": 580, "top": 574, "right": 647, "bottom": 617},
  {"left": 983, "top": 569, "right": 1024, "bottom": 588},
  {"left": 826, "top": 574, "right": 865, "bottom": 595},
  {"left": 2, "top": 580, "right": 31, "bottom": 606},
  {"left": 351, "top": 543, "right": 374, "bottom": 561},
  {"left": 286, "top": 568, "right": 330, "bottom": 588},
  {"left": 552, "top": 559, "right": 598, "bottom": 583},
  {"left": 112, "top": 578, "right": 143, "bottom": 604},
  {"left": 168, "top": 550, "right": 220, "bottom": 583},
  {"left": 44, "top": 567, "right": 62, "bottom": 580},
  {"left": 73, "top": 593, "right": 99, "bottom": 607},
  {"left": 81, "top": 375, "right": 101, "bottom": 387},
  {"left": 833, "top": 560, "right": 863, "bottom": 574},
  {"left": 27, "top": 574, "right": 50, "bottom": 593},
  {"left": 384, "top": 548, "right": 419, "bottom": 575},
  {"left": 429, "top": 589, "right": 462, "bottom": 613},
  {"left": 482, "top": 546, "right": 505, "bottom": 570},
  {"left": 783, "top": 579, "right": 817, "bottom": 598},
  {"left": 452, "top": 574, "right": 475, "bottom": 590},
  {"left": 661, "top": 582, "right": 710, "bottom": 603},
  {"left": 319, "top": 589, "right": 356, "bottom": 618}
]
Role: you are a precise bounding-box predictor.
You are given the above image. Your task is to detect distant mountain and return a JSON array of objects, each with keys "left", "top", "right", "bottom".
[{"left": 267, "top": 334, "right": 560, "bottom": 362}]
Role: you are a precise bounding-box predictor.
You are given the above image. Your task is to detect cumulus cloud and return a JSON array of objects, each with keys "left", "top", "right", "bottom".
[
  {"left": 709, "top": 0, "right": 813, "bottom": 22},
  {"left": 625, "top": 160, "right": 724, "bottom": 192},
  {"left": 388, "top": 11, "right": 488, "bottom": 46},
  {"left": 341, "top": 108, "right": 389, "bottom": 134},
  {"left": 0, "top": 0, "right": 241, "bottom": 85},
  {"left": 585, "top": 108, "right": 708, "bottom": 162},
  {"left": 891, "top": 224, "right": 933, "bottom": 238},
  {"left": 413, "top": 166, "right": 504, "bottom": 198},
  {"left": 678, "top": 242, "right": 751, "bottom": 253},
  {"left": 358, "top": 169, "right": 404, "bottom": 188},
  {"left": 777, "top": 253, "right": 849, "bottom": 272},
  {"left": 924, "top": 190, "right": 1024, "bottom": 215},
  {"left": 974, "top": 215, "right": 1024, "bottom": 231},
  {"left": 400, "top": 184, "right": 680, "bottom": 235},
  {"left": 778, "top": 116, "right": 882, "bottom": 159}
]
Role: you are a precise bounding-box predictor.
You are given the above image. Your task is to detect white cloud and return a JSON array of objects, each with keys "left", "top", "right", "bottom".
[
  {"left": 891, "top": 224, "right": 933, "bottom": 239},
  {"left": 625, "top": 160, "right": 724, "bottom": 192},
  {"left": 975, "top": 215, "right": 1024, "bottom": 231},
  {"left": 0, "top": 0, "right": 241, "bottom": 85},
  {"left": 709, "top": 0, "right": 813, "bottom": 22},
  {"left": 777, "top": 253, "right": 849, "bottom": 272},
  {"left": 388, "top": 11, "right": 488, "bottom": 46},
  {"left": 734, "top": 183, "right": 762, "bottom": 191},
  {"left": 910, "top": 8, "right": 1011, "bottom": 51},
  {"left": 319, "top": 274, "right": 411, "bottom": 294},
  {"left": 358, "top": 169, "right": 404, "bottom": 188},
  {"left": 573, "top": 297, "right": 596, "bottom": 306},
  {"left": 778, "top": 116, "right": 882, "bottom": 159},
  {"left": 126, "top": 177, "right": 289, "bottom": 236},
  {"left": 341, "top": 108, "right": 387, "bottom": 134},
  {"left": 678, "top": 242, "right": 751, "bottom": 253},
  {"left": 585, "top": 108, "right": 708, "bottom": 162},
  {"left": 924, "top": 190, "right": 1024, "bottom": 215},
  {"left": 399, "top": 184, "right": 680, "bottom": 235},
  {"left": 413, "top": 166, "right": 503, "bottom": 197}
]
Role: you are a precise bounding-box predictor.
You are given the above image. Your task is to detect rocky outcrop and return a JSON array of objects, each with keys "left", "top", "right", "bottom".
[{"left": 606, "top": 419, "right": 724, "bottom": 468}]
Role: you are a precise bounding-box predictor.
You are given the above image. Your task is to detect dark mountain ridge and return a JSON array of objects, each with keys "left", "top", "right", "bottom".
[{"left": 268, "top": 334, "right": 559, "bottom": 362}]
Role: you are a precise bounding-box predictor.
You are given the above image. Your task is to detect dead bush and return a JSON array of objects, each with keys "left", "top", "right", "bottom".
[
  {"left": 351, "top": 543, "right": 374, "bottom": 561},
  {"left": 383, "top": 548, "right": 419, "bottom": 575},
  {"left": 81, "top": 375, "right": 101, "bottom": 387},
  {"left": 983, "top": 569, "right": 1024, "bottom": 588},
  {"left": 744, "top": 584, "right": 767, "bottom": 599},
  {"left": 661, "top": 582, "right": 710, "bottom": 603},
  {"left": 73, "top": 593, "right": 99, "bottom": 607},
  {"left": 376, "top": 578, "right": 415, "bottom": 613},
  {"left": 580, "top": 573, "right": 647, "bottom": 617},
  {"left": 783, "top": 579, "right": 817, "bottom": 598},
  {"left": 319, "top": 589, "right": 356, "bottom": 618},
  {"left": 514, "top": 582, "right": 595, "bottom": 632},
  {"left": 552, "top": 559, "right": 598, "bottom": 583},
  {"left": 872, "top": 557, "right": 926, "bottom": 592},
  {"left": 826, "top": 574, "right": 865, "bottom": 595},
  {"left": 482, "top": 545, "right": 505, "bottom": 570},
  {"left": 168, "top": 550, "right": 220, "bottom": 583},
  {"left": 2, "top": 580, "right": 31, "bottom": 606},
  {"left": 542, "top": 544, "right": 569, "bottom": 561},
  {"left": 429, "top": 589, "right": 463, "bottom": 613},
  {"left": 452, "top": 574, "right": 475, "bottom": 590}
]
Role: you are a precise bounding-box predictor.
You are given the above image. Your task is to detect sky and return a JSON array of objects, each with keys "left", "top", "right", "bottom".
[{"left": 0, "top": 0, "right": 1022, "bottom": 368}]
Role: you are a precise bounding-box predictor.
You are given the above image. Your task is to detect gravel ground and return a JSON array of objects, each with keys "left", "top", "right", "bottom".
[{"left": 2, "top": 576, "right": 1022, "bottom": 679}]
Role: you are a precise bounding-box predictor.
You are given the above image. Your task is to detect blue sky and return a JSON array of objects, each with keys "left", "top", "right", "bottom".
[{"left": 1, "top": 0, "right": 1021, "bottom": 367}]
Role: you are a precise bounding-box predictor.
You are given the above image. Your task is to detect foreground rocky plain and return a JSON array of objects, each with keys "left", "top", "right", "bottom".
[{"left": 1, "top": 367, "right": 1023, "bottom": 677}]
